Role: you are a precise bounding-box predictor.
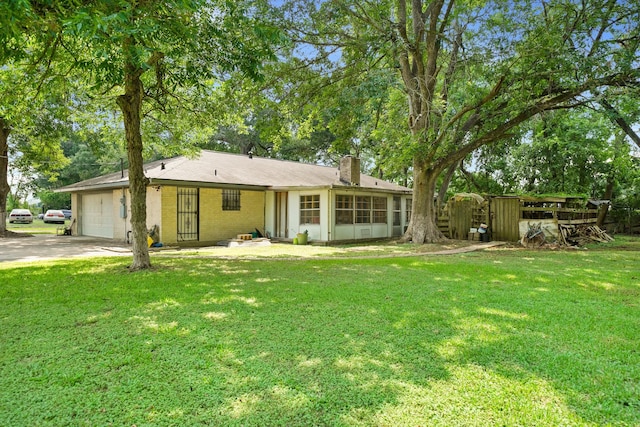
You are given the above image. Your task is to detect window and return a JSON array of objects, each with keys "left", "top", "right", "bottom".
[
  {"left": 222, "top": 189, "right": 241, "bottom": 211},
  {"left": 393, "top": 196, "right": 401, "bottom": 226},
  {"left": 300, "top": 195, "right": 320, "bottom": 224},
  {"left": 335, "top": 195, "right": 354, "bottom": 225},
  {"left": 406, "top": 198, "right": 413, "bottom": 223},
  {"left": 372, "top": 197, "right": 387, "bottom": 223},
  {"left": 355, "top": 196, "right": 371, "bottom": 224},
  {"left": 336, "top": 195, "right": 390, "bottom": 225}
]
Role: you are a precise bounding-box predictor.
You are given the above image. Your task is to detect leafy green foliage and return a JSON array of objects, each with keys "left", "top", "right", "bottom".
[
  {"left": 271, "top": 0, "right": 640, "bottom": 242},
  {"left": 1, "top": 247, "right": 639, "bottom": 425},
  {"left": 453, "top": 108, "right": 640, "bottom": 217},
  {"left": 45, "top": 0, "right": 285, "bottom": 268},
  {"left": 0, "top": 66, "right": 72, "bottom": 211},
  {"left": 35, "top": 189, "right": 69, "bottom": 211}
]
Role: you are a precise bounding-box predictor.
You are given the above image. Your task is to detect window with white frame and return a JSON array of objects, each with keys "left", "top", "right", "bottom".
[
  {"left": 406, "top": 198, "right": 412, "bottom": 223},
  {"left": 355, "top": 196, "right": 371, "bottom": 224},
  {"left": 335, "top": 194, "right": 354, "bottom": 224},
  {"left": 393, "top": 196, "right": 401, "bottom": 226},
  {"left": 300, "top": 195, "right": 320, "bottom": 224},
  {"left": 336, "top": 194, "right": 391, "bottom": 225},
  {"left": 372, "top": 197, "right": 387, "bottom": 223}
]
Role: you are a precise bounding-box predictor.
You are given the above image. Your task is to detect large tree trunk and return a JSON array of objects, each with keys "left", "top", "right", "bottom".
[
  {"left": 0, "top": 119, "right": 10, "bottom": 235},
  {"left": 596, "top": 177, "right": 614, "bottom": 228},
  {"left": 117, "top": 61, "right": 151, "bottom": 270},
  {"left": 404, "top": 159, "right": 446, "bottom": 243}
]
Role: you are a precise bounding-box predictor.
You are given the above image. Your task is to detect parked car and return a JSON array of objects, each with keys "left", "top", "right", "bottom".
[
  {"left": 61, "top": 209, "right": 72, "bottom": 219},
  {"left": 43, "top": 209, "right": 66, "bottom": 224},
  {"left": 9, "top": 209, "right": 33, "bottom": 224}
]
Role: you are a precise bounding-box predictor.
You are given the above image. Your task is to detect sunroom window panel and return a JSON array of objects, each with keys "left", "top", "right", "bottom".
[
  {"left": 372, "top": 197, "right": 387, "bottom": 223},
  {"left": 355, "top": 196, "right": 371, "bottom": 224},
  {"left": 335, "top": 195, "right": 354, "bottom": 224},
  {"left": 393, "top": 196, "right": 401, "bottom": 226}
]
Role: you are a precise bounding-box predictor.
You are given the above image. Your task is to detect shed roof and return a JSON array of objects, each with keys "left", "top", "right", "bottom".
[{"left": 58, "top": 150, "right": 411, "bottom": 194}]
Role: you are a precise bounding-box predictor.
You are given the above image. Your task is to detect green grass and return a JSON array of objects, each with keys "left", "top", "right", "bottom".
[
  {"left": 583, "top": 234, "right": 640, "bottom": 251},
  {"left": 6, "top": 219, "right": 69, "bottom": 235},
  {"left": 0, "top": 245, "right": 638, "bottom": 426}
]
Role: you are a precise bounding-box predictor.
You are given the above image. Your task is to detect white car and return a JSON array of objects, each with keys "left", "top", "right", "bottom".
[
  {"left": 9, "top": 209, "right": 33, "bottom": 224},
  {"left": 43, "top": 209, "right": 66, "bottom": 224}
]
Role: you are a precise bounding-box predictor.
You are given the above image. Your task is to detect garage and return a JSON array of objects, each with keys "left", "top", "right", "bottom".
[{"left": 81, "top": 193, "right": 114, "bottom": 238}]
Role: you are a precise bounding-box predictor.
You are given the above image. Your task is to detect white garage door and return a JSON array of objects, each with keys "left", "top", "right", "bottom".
[{"left": 82, "top": 193, "right": 114, "bottom": 238}]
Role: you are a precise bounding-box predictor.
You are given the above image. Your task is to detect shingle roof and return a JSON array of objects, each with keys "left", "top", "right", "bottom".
[{"left": 58, "top": 150, "right": 411, "bottom": 193}]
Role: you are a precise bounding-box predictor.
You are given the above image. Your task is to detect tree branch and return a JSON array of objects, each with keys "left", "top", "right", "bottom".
[
  {"left": 430, "top": 75, "right": 504, "bottom": 151},
  {"left": 599, "top": 98, "right": 640, "bottom": 149},
  {"left": 587, "top": 0, "right": 617, "bottom": 57},
  {"left": 434, "top": 72, "right": 640, "bottom": 171}
]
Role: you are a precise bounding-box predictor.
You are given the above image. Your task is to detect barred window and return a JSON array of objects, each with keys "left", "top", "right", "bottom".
[
  {"left": 300, "top": 195, "right": 320, "bottom": 224},
  {"left": 335, "top": 195, "right": 354, "bottom": 225},
  {"left": 372, "top": 197, "right": 387, "bottom": 223},
  {"left": 222, "top": 189, "right": 241, "bottom": 211},
  {"left": 355, "top": 196, "right": 371, "bottom": 224}
]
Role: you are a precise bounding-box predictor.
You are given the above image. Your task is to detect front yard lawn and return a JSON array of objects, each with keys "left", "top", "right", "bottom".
[
  {"left": 5, "top": 219, "right": 70, "bottom": 235},
  {"left": 0, "top": 247, "right": 638, "bottom": 426}
]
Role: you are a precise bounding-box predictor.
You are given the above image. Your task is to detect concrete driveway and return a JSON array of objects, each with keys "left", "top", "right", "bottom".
[{"left": 0, "top": 234, "right": 132, "bottom": 263}]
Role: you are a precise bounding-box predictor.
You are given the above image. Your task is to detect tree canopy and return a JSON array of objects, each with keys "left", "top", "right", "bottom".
[
  {"left": 24, "top": 0, "right": 283, "bottom": 268},
  {"left": 0, "top": 1, "right": 75, "bottom": 234},
  {"left": 4, "top": 0, "right": 640, "bottom": 248},
  {"left": 269, "top": 0, "right": 640, "bottom": 242}
]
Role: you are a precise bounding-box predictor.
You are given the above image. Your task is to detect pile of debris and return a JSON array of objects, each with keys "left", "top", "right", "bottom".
[
  {"left": 218, "top": 232, "right": 271, "bottom": 248},
  {"left": 559, "top": 224, "right": 614, "bottom": 246},
  {"left": 520, "top": 222, "right": 614, "bottom": 248},
  {"left": 520, "top": 222, "right": 546, "bottom": 248}
]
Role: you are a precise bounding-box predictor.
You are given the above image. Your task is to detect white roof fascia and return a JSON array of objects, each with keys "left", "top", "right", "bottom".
[
  {"left": 148, "top": 178, "right": 267, "bottom": 191},
  {"left": 54, "top": 182, "right": 129, "bottom": 193}
]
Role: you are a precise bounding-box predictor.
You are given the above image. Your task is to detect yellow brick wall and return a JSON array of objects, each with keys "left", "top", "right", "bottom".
[
  {"left": 161, "top": 186, "right": 178, "bottom": 244},
  {"left": 200, "top": 188, "right": 265, "bottom": 243},
  {"left": 160, "top": 186, "right": 265, "bottom": 245}
]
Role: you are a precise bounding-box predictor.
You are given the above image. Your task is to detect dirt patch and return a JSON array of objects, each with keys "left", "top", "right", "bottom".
[
  {"left": 156, "top": 241, "right": 508, "bottom": 261},
  {"left": 414, "top": 240, "right": 478, "bottom": 253}
]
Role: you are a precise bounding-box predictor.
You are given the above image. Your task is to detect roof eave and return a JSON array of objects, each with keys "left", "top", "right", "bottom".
[
  {"left": 149, "top": 178, "right": 268, "bottom": 191},
  {"left": 329, "top": 184, "right": 412, "bottom": 194},
  {"left": 56, "top": 179, "right": 411, "bottom": 195},
  {"left": 55, "top": 181, "right": 129, "bottom": 193}
]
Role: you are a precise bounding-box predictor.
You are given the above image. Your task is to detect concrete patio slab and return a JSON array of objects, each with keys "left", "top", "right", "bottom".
[{"left": 0, "top": 234, "right": 131, "bottom": 263}]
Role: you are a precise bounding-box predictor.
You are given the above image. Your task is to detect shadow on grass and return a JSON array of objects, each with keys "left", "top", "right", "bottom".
[{"left": 0, "top": 251, "right": 638, "bottom": 426}]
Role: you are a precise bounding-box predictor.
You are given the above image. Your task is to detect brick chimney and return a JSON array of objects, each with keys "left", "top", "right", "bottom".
[{"left": 339, "top": 156, "right": 360, "bottom": 186}]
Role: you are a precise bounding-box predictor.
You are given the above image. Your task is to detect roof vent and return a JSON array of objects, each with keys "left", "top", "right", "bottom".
[
  {"left": 161, "top": 162, "right": 165, "bottom": 170},
  {"left": 339, "top": 156, "right": 360, "bottom": 186}
]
